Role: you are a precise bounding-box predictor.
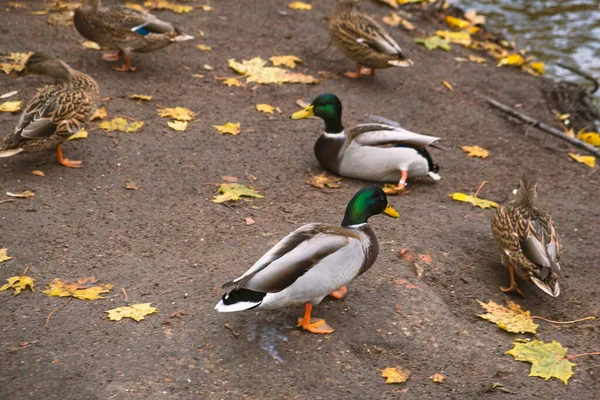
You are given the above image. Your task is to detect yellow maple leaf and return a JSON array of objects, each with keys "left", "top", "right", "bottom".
[
  {"left": 81, "top": 41, "right": 100, "bottom": 50},
  {"left": 90, "top": 106, "right": 107, "bottom": 121},
  {"left": 306, "top": 172, "right": 342, "bottom": 189},
  {"left": 213, "top": 122, "right": 241, "bottom": 135},
  {"left": 68, "top": 128, "right": 88, "bottom": 141},
  {"left": 167, "top": 120, "right": 188, "bottom": 131},
  {"left": 42, "top": 277, "right": 113, "bottom": 301},
  {"left": 6, "top": 190, "right": 35, "bottom": 198},
  {"left": 196, "top": 44, "right": 212, "bottom": 52},
  {"left": 157, "top": 106, "right": 195, "bottom": 121},
  {"left": 380, "top": 366, "right": 410, "bottom": 384},
  {"left": 0, "top": 274, "right": 35, "bottom": 296},
  {"left": 255, "top": 104, "right": 275, "bottom": 114},
  {"left": 477, "top": 300, "right": 538, "bottom": 334},
  {"left": 106, "top": 303, "right": 157, "bottom": 321},
  {"left": 569, "top": 153, "right": 595, "bottom": 168},
  {"left": 0, "top": 249, "right": 13, "bottom": 263},
  {"left": 212, "top": 183, "right": 264, "bottom": 203},
  {"left": 288, "top": 2, "right": 312, "bottom": 10},
  {"left": 31, "top": 170, "right": 45, "bottom": 177},
  {"left": 436, "top": 30, "right": 471, "bottom": 45},
  {"left": 529, "top": 62, "right": 545, "bottom": 75},
  {"left": 270, "top": 55, "right": 302, "bottom": 68},
  {"left": 577, "top": 132, "right": 600, "bottom": 146},
  {"left": 99, "top": 117, "right": 144, "bottom": 133},
  {"left": 506, "top": 340, "right": 575, "bottom": 384},
  {"left": 222, "top": 77, "right": 242, "bottom": 87},
  {"left": 498, "top": 53, "right": 524, "bottom": 67},
  {"left": 429, "top": 373, "right": 446, "bottom": 383},
  {"left": 129, "top": 94, "right": 152, "bottom": 102},
  {"left": 0, "top": 52, "right": 31, "bottom": 75},
  {"left": 144, "top": 0, "right": 192, "bottom": 13},
  {"left": 0, "top": 101, "right": 22, "bottom": 113},
  {"left": 449, "top": 192, "right": 498, "bottom": 209},
  {"left": 461, "top": 145, "right": 489, "bottom": 158},
  {"left": 228, "top": 57, "right": 318, "bottom": 85},
  {"left": 445, "top": 16, "right": 470, "bottom": 29}
]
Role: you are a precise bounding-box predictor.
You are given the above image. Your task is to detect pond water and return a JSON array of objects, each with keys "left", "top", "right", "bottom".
[{"left": 450, "top": 0, "right": 600, "bottom": 82}]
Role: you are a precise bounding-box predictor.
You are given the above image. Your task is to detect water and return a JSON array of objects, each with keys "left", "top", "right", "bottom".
[{"left": 451, "top": 0, "right": 600, "bottom": 82}]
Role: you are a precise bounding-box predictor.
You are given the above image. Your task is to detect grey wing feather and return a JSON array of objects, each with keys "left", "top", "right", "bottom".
[
  {"left": 520, "top": 219, "right": 561, "bottom": 279},
  {"left": 350, "top": 124, "right": 440, "bottom": 148},
  {"left": 355, "top": 15, "right": 403, "bottom": 55}
]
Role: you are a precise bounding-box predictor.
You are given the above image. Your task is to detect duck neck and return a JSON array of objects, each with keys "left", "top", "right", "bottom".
[{"left": 323, "top": 115, "right": 344, "bottom": 134}]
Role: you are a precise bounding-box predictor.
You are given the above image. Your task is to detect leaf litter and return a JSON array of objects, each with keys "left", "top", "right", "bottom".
[
  {"left": 0, "top": 101, "right": 23, "bottom": 113},
  {"left": 305, "top": 171, "right": 342, "bottom": 189},
  {"left": 43, "top": 277, "right": 113, "bottom": 300},
  {"left": 506, "top": 340, "right": 575, "bottom": 384},
  {"left": 380, "top": 366, "right": 410, "bottom": 384},
  {"left": 212, "top": 183, "right": 264, "bottom": 203},
  {"left": 106, "top": 303, "right": 157, "bottom": 321},
  {"left": 0, "top": 267, "right": 35, "bottom": 296},
  {"left": 477, "top": 300, "right": 538, "bottom": 334},
  {"left": 462, "top": 145, "right": 489, "bottom": 158},
  {"left": 213, "top": 122, "right": 241, "bottom": 135},
  {"left": 99, "top": 118, "right": 144, "bottom": 133},
  {"left": 228, "top": 57, "right": 318, "bottom": 85}
]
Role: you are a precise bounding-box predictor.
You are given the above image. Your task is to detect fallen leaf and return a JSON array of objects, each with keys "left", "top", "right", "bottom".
[
  {"left": 245, "top": 216, "right": 255, "bottom": 225},
  {"left": 158, "top": 106, "right": 195, "bottom": 121},
  {"left": 201, "top": 5, "right": 214, "bottom": 11},
  {"left": 213, "top": 122, "right": 241, "bottom": 135},
  {"left": 445, "top": 16, "right": 470, "bottom": 29},
  {"left": 0, "top": 101, "right": 22, "bottom": 113},
  {"left": 196, "top": 44, "right": 212, "bottom": 52},
  {"left": 381, "top": 366, "right": 411, "bottom": 384},
  {"left": 498, "top": 54, "right": 524, "bottom": 67},
  {"left": 398, "top": 248, "right": 415, "bottom": 263},
  {"left": 81, "top": 41, "right": 100, "bottom": 50},
  {"left": 43, "top": 277, "right": 113, "bottom": 300},
  {"left": 125, "top": 180, "right": 140, "bottom": 190},
  {"left": 568, "top": 153, "right": 595, "bottom": 168},
  {"left": 90, "top": 106, "right": 107, "bottom": 121},
  {"left": 106, "top": 303, "right": 157, "bottom": 321},
  {"left": 192, "top": 74, "right": 204, "bottom": 79},
  {"left": 229, "top": 57, "right": 318, "bottom": 85},
  {"left": 220, "top": 175, "right": 238, "bottom": 182},
  {"left": 306, "top": 171, "right": 342, "bottom": 189},
  {"left": 414, "top": 36, "right": 451, "bottom": 51},
  {"left": 288, "top": 2, "right": 312, "bottom": 10},
  {"left": 450, "top": 193, "right": 498, "bottom": 209},
  {"left": 429, "top": 373, "right": 446, "bottom": 383},
  {"left": 170, "top": 310, "right": 187, "bottom": 318},
  {"left": 0, "top": 249, "right": 12, "bottom": 263},
  {"left": 468, "top": 54, "right": 487, "bottom": 64},
  {"left": 529, "top": 62, "right": 545, "bottom": 75},
  {"left": 129, "top": 94, "right": 152, "bottom": 102},
  {"left": 144, "top": 0, "right": 192, "bottom": 13},
  {"left": 461, "top": 145, "right": 489, "bottom": 158},
  {"left": 98, "top": 117, "right": 144, "bottom": 133},
  {"left": 377, "top": 0, "right": 398, "bottom": 9},
  {"left": 212, "top": 183, "right": 264, "bottom": 203},
  {"left": 203, "top": 64, "right": 214, "bottom": 71},
  {"left": 0, "top": 274, "right": 35, "bottom": 296},
  {"left": 436, "top": 30, "right": 471, "bottom": 46},
  {"left": 383, "top": 13, "right": 401, "bottom": 27},
  {"left": 506, "top": 340, "right": 575, "bottom": 384},
  {"left": 441, "top": 80, "right": 453, "bottom": 91},
  {"left": 477, "top": 300, "right": 538, "bottom": 334},
  {"left": 382, "top": 183, "right": 403, "bottom": 195},
  {"left": 31, "top": 170, "right": 45, "bottom": 177},
  {"left": 270, "top": 55, "right": 302, "bottom": 68},
  {"left": 0, "top": 52, "right": 31, "bottom": 75},
  {"left": 256, "top": 104, "right": 275, "bottom": 114},
  {"left": 418, "top": 254, "right": 432, "bottom": 264},
  {"left": 296, "top": 98, "right": 310, "bottom": 108},
  {"left": 577, "top": 132, "right": 600, "bottom": 146},
  {"left": 68, "top": 128, "right": 89, "bottom": 141},
  {"left": 219, "top": 77, "right": 242, "bottom": 87},
  {"left": 167, "top": 120, "right": 188, "bottom": 131},
  {"left": 6, "top": 190, "right": 35, "bottom": 198},
  {"left": 464, "top": 10, "right": 485, "bottom": 25},
  {"left": 47, "top": 11, "right": 73, "bottom": 26},
  {"left": 9, "top": 2, "right": 29, "bottom": 9}
]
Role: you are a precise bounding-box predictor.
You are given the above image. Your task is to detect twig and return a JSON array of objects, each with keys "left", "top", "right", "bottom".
[
  {"left": 480, "top": 94, "right": 600, "bottom": 157},
  {"left": 531, "top": 316, "right": 595, "bottom": 325},
  {"left": 0, "top": 199, "right": 15, "bottom": 205},
  {"left": 20, "top": 266, "right": 29, "bottom": 278},
  {"left": 473, "top": 181, "right": 487, "bottom": 198},
  {"left": 121, "top": 287, "right": 128, "bottom": 302},
  {"left": 554, "top": 62, "right": 600, "bottom": 94},
  {"left": 567, "top": 351, "right": 600, "bottom": 361},
  {"left": 45, "top": 297, "right": 73, "bottom": 328}
]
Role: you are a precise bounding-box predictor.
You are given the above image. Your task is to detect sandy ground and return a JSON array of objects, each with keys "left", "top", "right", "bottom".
[{"left": 1, "top": 1, "right": 599, "bottom": 399}]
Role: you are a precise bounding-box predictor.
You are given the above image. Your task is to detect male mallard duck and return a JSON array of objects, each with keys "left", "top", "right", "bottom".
[
  {"left": 290, "top": 94, "right": 441, "bottom": 191},
  {"left": 74, "top": 0, "right": 194, "bottom": 72},
  {"left": 491, "top": 174, "right": 562, "bottom": 297},
  {"left": 0, "top": 53, "right": 100, "bottom": 168},
  {"left": 329, "top": 0, "right": 413, "bottom": 78},
  {"left": 215, "top": 186, "right": 399, "bottom": 334}
]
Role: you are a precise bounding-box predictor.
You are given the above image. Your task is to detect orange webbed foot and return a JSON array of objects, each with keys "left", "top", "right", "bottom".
[
  {"left": 113, "top": 64, "right": 136, "bottom": 72},
  {"left": 329, "top": 285, "right": 348, "bottom": 300},
  {"left": 297, "top": 317, "right": 334, "bottom": 334},
  {"left": 56, "top": 144, "right": 82, "bottom": 168}
]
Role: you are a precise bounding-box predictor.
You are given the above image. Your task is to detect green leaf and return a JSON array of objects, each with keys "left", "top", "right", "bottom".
[
  {"left": 506, "top": 340, "right": 575, "bottom": 384},
  {"left": 414, "top": 36, "right": 451, "bottom": 51}
]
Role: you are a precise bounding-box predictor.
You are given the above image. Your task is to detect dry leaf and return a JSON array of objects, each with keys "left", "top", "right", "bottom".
[
  {"left": 0, "top": 274, "right": 35, "bottom": 296},
  {"left": 81, "top": 41, "right": 100, "bottom": 50},
  {"left": 468, "top": 54, "right": 487, "bottom": 64},
  {"left": 377, "top": 0, "right": 398, "bottom": 9},
  {"left": 382, "top": 13, "right": 414, "bottom": 30},
  {"left": 577, "top": 132, "right": 600, "bottom": 146},
  {"left": 0, "top": 101, "right": 22, "bottom": 113},
  {"left": 464, "top": 10, "right": 485, "bottom": 25},
  {"left": 222, "top": 77, "right": 242, "bottom": 87},
  {"left": 106, "top": 303, "right": 157, "bottom": 321},
  {"left": 270, "top": 55, "right": 302, "bottom": 68},
  {"left": 0, "top": 249, "right": 13, "bottom": 263},
  {"left": 125, "top": 180, "right": 140, "bottom": 190},
  {"left": 68, "top": 128, "right": 89, "bottom": 141},
  {"left": 436, "top": 30, "right": 471, "bottom": 45},
  {"left": 445, "top": 16, "right": 470, "bottom": 29},
  {"left": 158, "top": 106, "right": 195, "bottom": 121},
  {"left": 306, "top": 172, "right": 342, "bottom": 189},
  {"left": 228, "top": 57, "right": 318, "bottom": 85},
  {"left": 461, "top": 145, "right": 489, "bottom": 158},
  {"left": 144, "top": 0, "right": 192, "bottom": 13},
  {"left": 256, "top": 104, "right": 275, "bottom": 114},
  {"left": 43, "top": 277, "right": 113, "bottom": 300},
  {"left": 196, "top": 44, "right": 212, "bottom": 52},
  {"left": 296, "top": 98, "right": 310, "bottom": 108},
  {"left": 201, "top": 5, "right": 214, "bottom": 11},
  {"left": 498, "top": 54, "right": 524, "bottom": 67},
  {"left": 9, "top": 2, "right": 29, "bottom": 9},
  {"left": 506, "top": 340, "right": 575, "bottom": 384},
  {"left": 0, "top": 52, "right": 31, "bottom": 75},
  {"left": 429, "top": 373, "right": 446, "bottom": 383},
  {"left": 31, "top": 170, "right": 45, "bottom": 177},
  {"left": 441, "top": 80, "right": 453, "bottom": 91},
  {"left": 449, "top": 192, "right": 498, "bottom": 209},
  {"left": 167, "top": 120, "right": 188, "bottom": 131},
  {"left": 6, "top": 190, "right": 35, "bottom": 198},
  {"left": 477, "top": 300, "right": 538, "bottom": 334},
  {"left": 220, "top": 175, "right": 238, "bottom": 182},
  {"left": 129, "top": 94, "right": 152, "bottom": 102},
  {"left": 212, "top": 183, "right": 264, "bottom": 203},
  {"left": 125, "top": 2, "right": 146, "bottom": 11},
  {"left": 47, "top": 11, "right": 73, "bottom": 26},
  {"left": 213, "top": 122, "right": 241, "bottom": 135},
  {"left": 380, "top": 367, "right": 410, "bottom": 384},
  {"left": 288, "top": 2, "right": 312, "bottom": 10},
  {"left": 245, "top": 216, "right": 255, "bottom": 225},
  {"left": 99, "top": 118, "right": 144, "bottom": 133},
  {"left": 90, "top": 106, "right": 107, "bottom": 121},
  {"left": 203, "top": 64, "right": 214, "bottom": 71},
  {"left": 568, "top": 153, "right": 595, "bottom": 168},
  {"left": 529, "top": 62, "right": 545, "bottom": 75}
]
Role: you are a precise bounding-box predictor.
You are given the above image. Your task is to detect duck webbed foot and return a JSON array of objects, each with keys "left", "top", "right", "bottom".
[
  {"left": 344, "top": 63, "right": 364, "bottom": 79},
  {"left": 329, "top": 285, "right": 348, "bottom": 300},
  {"left": 499, "top": 265, "right": 525, "bottom": 297},
  {"left": 113, "top": 54, "right": 136, "bottom": 72},
  {"left": 56, "top": 144, "right": 82, "bottom": 168},
  {"left": 297, "top": 303, "right": 334, "bottom": 334}
]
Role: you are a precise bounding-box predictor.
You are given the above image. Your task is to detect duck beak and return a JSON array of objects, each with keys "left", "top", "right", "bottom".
[
  {"left": 290, "top": 105, "right": 314, "bottom": 120},
  {"left": 383, "top": 204, "right": 399, "bottom": 218}
]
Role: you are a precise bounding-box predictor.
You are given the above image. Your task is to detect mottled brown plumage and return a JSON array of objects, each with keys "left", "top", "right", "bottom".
[
  {"left": 0, "top": 53, "right": 100, "bottom": 167},
  {"left": 491, "top": 174, "right": 562, "bottom": 297},
  {"left": 328, "top": 1, "right": 412, "bottom": 78}
]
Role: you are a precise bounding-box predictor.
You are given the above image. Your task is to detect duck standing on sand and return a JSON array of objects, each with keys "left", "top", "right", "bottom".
[
  {"left": 491, "top": 174, "right": 562, "bottom": 297},
  {"left": 216, "top": 187, "right": 399, "bottom": 334},
  {"left": 0, "top": 53, "right": 100, "bottom": 168},
  {"left": 329, "top": 0, "right": 413, "bottom": 78},
  {"left": 291, "top": 94, "right": 441, "bottom": 191},
  {"left": 74, "top": 0, "right": 194, "bottom": 72}
]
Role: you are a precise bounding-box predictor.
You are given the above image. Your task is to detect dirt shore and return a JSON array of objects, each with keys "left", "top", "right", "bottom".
[{"left": 1, "top": 1, "right": 599, "bottom": 399}]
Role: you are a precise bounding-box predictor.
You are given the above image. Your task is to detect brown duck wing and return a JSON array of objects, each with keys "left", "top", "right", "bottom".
[
  {"left": 100, "top": 6, "right": 174, "bottom": 34},
  {"left": 520, "top": 213, "right": 561, "bottom": 279},
  {"left": 345, "top": 13, "right": 403, "bottom": 55}
]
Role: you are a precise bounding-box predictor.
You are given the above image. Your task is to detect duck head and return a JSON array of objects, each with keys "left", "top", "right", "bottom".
[
  {"left": 342, "top": 186, "right": 398, "bottom": 226},
  {"left": 291, "top": 94, "right": 344, "bottom": 134}
]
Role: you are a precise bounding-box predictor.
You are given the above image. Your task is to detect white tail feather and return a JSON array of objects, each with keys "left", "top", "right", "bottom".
[
  {"left": 215, "top": 299, "right": 261, "bottom": 312},
  {"left": 171, "top": 35, "right": 194, "bottom": 42},
  {"left": 388, "top": 59, "right": 414, "bottom": 67},
  {"left": 0, "top": 148, "right": 24, "bottom": 158}
]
